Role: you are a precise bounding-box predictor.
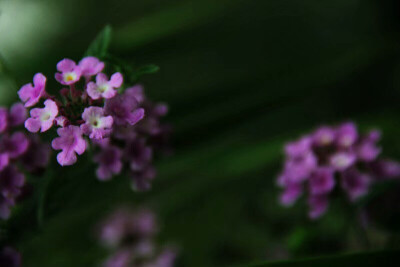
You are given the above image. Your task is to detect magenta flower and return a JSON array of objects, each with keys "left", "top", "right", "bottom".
[
  {"left": 52, "top": 126, "right": 86, "bottom": 166},
  {"left": 0, "top": 108, "right": 7, "bottom": 133},
  {"left": 336, "top": 122, "right": 358, "bottom": 147},
  {"left": 81, "top": 107, "right": 113, "bottom": 140},
  {"left": 277, "top": 122, "right": 400, "bottom": 219},
  {"left": 104, "top": 91, "right": 144, "bottom": 126},
  {"left": 79, "top": 56, "right": 104, "bottom": 77},
  {"left": 341, "top": 168, "right": 370, "bottom": 201},
  {"left": 0, "top": 132, "right": 29, "bottom": 159},
  {"left": 25, "top": 100, "right": 58, "bottom": 133},
  {"left": 87, "top": 72, "right": 123, "bottom": 99},
  {"left": 8, "top": 103, "right": 27, "bottom": 127},
  {"left": 312, "top": 126, "right": 335, "bottom": 146},
  {"left": 309, "top": 167, "right": 335, "bottom": 195},
  {"left": 94, "top": 145, "right": 122, "bottom": 181},
  {"left": 18, "top": 73, "right": 46, "bottom": 107},
  {"left": 55, "top": 59, "right": 82, "bottom": 85}
]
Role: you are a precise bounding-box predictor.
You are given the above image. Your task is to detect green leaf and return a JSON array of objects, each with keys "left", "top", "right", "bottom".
[
  {"left": 84, "top": 25, "right": 112, "bottom": 58},
  {"left": 241, "top": 250, "right": 399, "bottom": 267},
  {"left": 130, "top": 64, "right": 160, "bottom": 81}
]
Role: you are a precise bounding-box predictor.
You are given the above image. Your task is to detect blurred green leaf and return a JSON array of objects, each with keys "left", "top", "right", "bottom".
[{"left": 84, "top": 25, "right": 112, "bottom": 58}]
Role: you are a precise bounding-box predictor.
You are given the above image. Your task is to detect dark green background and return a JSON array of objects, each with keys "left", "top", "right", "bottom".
[{"left": 1, "top": 0, "right": 400, "bottom": 266}]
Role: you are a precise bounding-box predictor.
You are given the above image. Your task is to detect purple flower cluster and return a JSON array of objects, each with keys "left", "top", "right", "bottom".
[
  {"left": 0, "top": 103, "right": 50, "bottom": 220},
  {"left": 277, "top": 122, "right": 400, "bottom": 219},
  {"left": 19, "top": 57, "right": 169, "bottom": 189},
  {"left": 98, "top": 207, "right": 178, "bottom": 267},
  {"left": 0, "top": 246, "right": 21, "bottom": 267}
]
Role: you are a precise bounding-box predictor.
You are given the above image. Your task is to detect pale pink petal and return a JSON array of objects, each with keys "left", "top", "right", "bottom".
[
  {"left": 87, "top": 82, "right": 101, "bottom": 100},
  {"left": 126, "top": 108, "right": 145, "bottom": 125},
  {"left": 57, "top": 58, "right": 76, "bottom": 72},
  {"left": 96, "top": 73, "right": 108, "bottom": 84},
  {"left": 57, "top": 149, "right": 77, "bottom": 166},
  {"left": 25, "top": 118, "right": 41, "bottom": 133},
  {"left": 18, "top": 84, "right": 33, "bottom": 102},
  {"left": 101, "top": 88, "right": 117, "bottom": 99},
  {"left": 109, "top": 72, "right": 123, "bottom": 88},
  {"left": 33, "top": 73, "right": 46, "bottom": 88}
]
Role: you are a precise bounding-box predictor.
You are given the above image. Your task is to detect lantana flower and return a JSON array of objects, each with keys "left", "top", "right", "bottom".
[
  {"left": 25, "top": 100, "right": 58, "bottom": 133},
  {"left": 18, "top": 73, "right": 46, "bottom": 107},
  {"left": 87, "top": 72, "right": 123, "bottom": 99},
  {"left": 79, "top": 56, "right": 105, "bottom": 77},
  {"left": 55, "top": 59, "right": 82, "bottom": 85},
  {"left": 19, "top": 56, "right": 169, "bottom": 191},
  {"left": 97, "top": 207, "right": 178, "bottom": 267},
  {"left": 277, "top": 122, "right": 400, "bottom": 219},
  {"left": 81, "top": 107, "right": 113, "bottom": 139},
  {"left": 51, "top": 126, "right": 86, "bottom": 166}
]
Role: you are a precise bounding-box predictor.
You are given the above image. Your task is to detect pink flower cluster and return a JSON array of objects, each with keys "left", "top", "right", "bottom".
[
  {"left": 0, "top": 103, "right": 50, "bottom": 219},
  {"left": 19, "top": 57, "right": 169, "bottom": 189},
  {"left": 277, "top": 122, "right": 400, "bottom": 219},
  {"left": 98, "top": 207, "right": 178, "bottom": 267}
]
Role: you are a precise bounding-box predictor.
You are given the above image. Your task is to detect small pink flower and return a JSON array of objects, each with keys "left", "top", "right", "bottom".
[
  {"left": 18, "top": 73, "right": 46, "bottom": 107},
  {"left": 79, "top": 57, "right": 104, "bottom": 77},
  {"left": 81, "top": 107, "right": 113, "bottom": 139},
  {"left": 87, "top": 72, "right": 123, "bottom": 100},
  {"left": 52, "top": 125, "right": 86, "bottom": 166},
  {"left": 55, "top": 59, "right": 82, "bottom": 85},
  {"left": 25, "top": 100, "right": 58, "bottom": 133}
]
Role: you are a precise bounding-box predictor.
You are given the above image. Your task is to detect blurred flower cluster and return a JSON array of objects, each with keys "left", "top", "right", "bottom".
[
  {"left": 98, "top": 207, "right": 178, "bottom": 267},
  {"left": 277, "top": 122, "right": 400, "bottom": 219},
  {"left": 18, "top": 57, "right": 169, "bottom": 190},
  {"left": 0, "top": 103, "right": 50, "bottom": 220}
]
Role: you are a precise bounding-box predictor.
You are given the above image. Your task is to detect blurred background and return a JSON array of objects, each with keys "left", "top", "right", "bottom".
[{"left": 1, "top": 0, "right": 400, "bottom": 266}]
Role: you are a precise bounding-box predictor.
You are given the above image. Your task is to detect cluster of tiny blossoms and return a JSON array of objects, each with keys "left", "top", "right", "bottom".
[
  {"left": 98, "top": 208, "right": 178, "bottom": 267},
  {"left": 18, "top": 57, "right": 169, "bottom": 189},
  {"left": 277, "top": 122, "right": 400, "bottom": 219},
  {"left": 0, "top": 103, "right": 50, "bottom": 219}
]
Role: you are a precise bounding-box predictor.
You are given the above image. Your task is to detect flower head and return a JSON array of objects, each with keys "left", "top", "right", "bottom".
[
  {"left": 277, "top": 122, "right": 400, "bottom": 219},
  {"left": 52, "top": 126, "right": 86, "bottom": 166},
  {"left": 87, "top": 72, "right": 123, "bottom": 99},
  {"left": 25, "top": 100, "right": 58, "bottom": 133},
  {"left": 79, "top": 56, "right": 105, "bottom": 77},
  {"left": 55, "top": 59, "right": 82, "bottom": 85},
  {"left": 81, "top": 107, "right": 113, "bottom": 139},
  {"left": 18, "top": 73, "right": 46, "bottom": 107}
]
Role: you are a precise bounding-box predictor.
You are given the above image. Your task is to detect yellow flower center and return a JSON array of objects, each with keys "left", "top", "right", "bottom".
[{"left": 64, "top": 72, "right": 76, "bottom": 82}]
